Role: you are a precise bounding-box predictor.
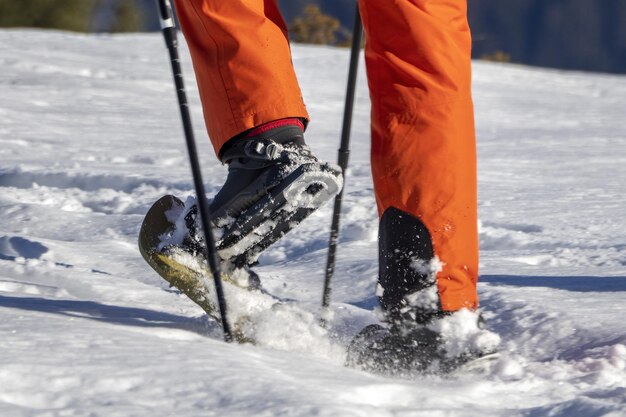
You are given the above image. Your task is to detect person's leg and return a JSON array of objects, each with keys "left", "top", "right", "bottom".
[
  {"left": 168, "top": 1, "right": 342, "bottom": 267},
  {"left": 173, "top": 0, "right": 309, "bottom": 156},
  {"left": 358, "top": 0, "right": 478, "bottom": 325}
]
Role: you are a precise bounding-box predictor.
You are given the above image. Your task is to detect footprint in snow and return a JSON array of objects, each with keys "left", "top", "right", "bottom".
[{"left": 0, "top": 235, "right": 49, "bottom": 261}]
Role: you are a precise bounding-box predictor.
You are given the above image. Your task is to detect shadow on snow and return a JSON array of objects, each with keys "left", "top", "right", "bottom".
[
  {"left": 480, "top": 275, "right": 626, "bottom": 292},
  {"left": 0, "top": 294, "right": 218, "bottom": 336}
]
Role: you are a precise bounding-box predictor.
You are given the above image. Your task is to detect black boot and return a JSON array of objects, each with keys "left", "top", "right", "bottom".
[
  {"left": 184, "top": 124, "right": 342, "bottom": 267},
  {"left": 210, "top": 124, "right": 318, "bottom": 221},
  {"left": 346, "top": 207, "right": 499, "bottom": 375}
]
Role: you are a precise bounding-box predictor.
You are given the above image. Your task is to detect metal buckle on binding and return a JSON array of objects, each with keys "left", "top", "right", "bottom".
[
  {"left": 243, "top": 140, "right": 282, "bottom": 160},
  {"left": 265, "top": 142, "right": 281, "bottom": 160}
]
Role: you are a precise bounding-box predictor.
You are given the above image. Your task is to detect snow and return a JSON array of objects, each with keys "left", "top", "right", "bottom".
[{"left": 1, "top": 29, "right": 626, "bottom": 416}]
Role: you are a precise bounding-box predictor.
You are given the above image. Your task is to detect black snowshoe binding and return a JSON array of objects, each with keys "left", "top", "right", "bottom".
[
  {"left": 346, "top": 315, "right": 498, "bottom": 375},
  {"left": 138, "top": 124, "right": 341, "bottom": 321},
  {"left": 346, "top": 323, "right": 444, "bottom": 375},
  {"left": 184, "top": 125, "right": 342, "bottom": 267}
]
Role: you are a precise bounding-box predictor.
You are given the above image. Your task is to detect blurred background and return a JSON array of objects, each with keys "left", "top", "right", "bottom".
[{"left": 1, "top": 0, "right": 624, "bottom": 74}]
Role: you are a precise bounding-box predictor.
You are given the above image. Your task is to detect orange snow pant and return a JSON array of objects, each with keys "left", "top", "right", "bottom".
[{"left": 173, "top": 0, "right": 478, "bottom": 320}]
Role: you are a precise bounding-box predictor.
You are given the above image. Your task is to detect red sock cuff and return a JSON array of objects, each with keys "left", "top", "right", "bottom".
[{"left": 245, "top": 118, "right": 305, "bottom": 138}]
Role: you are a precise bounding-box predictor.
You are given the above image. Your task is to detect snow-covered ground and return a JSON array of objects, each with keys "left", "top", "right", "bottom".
[{"left": 1, "top": 29, "right": 625, "bottom": 416}]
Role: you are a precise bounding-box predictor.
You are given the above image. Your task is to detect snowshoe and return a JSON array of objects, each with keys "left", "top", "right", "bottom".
[
  {"left": 346, "top": 319, "right": 499, "bottom": 375},
  {"left": 138, "top": 195, "right": 276, "bottom": 342}
]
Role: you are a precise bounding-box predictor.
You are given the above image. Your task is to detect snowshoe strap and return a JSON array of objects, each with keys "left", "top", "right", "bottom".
[
  {"left": 223, "top": 141, "right": 314, "bottom": 171},
  {"left": 220, "top": 139, "right": 284, "bottom": 170},
  {"left": 221, "top": 125, "right": 305, "bottom": 165}
]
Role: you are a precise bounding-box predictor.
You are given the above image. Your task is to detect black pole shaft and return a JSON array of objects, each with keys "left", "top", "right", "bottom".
[
  {"left": 156, "top": 0, "right": 232, "bottom": 342},
  {"left": 321, "top": 5, "right": 363, "bottom": 322}
]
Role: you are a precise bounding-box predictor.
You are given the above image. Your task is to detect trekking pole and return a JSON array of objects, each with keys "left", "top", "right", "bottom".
[
  {"left": 321, "top": 4, "right": 363, "bottom": 327},
  {"left": 156, "top": 0, "right": 232, "bottom": 342}
]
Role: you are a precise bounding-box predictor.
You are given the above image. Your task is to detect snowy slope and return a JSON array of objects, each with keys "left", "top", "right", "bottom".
[{"left": 1, "top": 29, "right": 625, "bottom": 416}]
